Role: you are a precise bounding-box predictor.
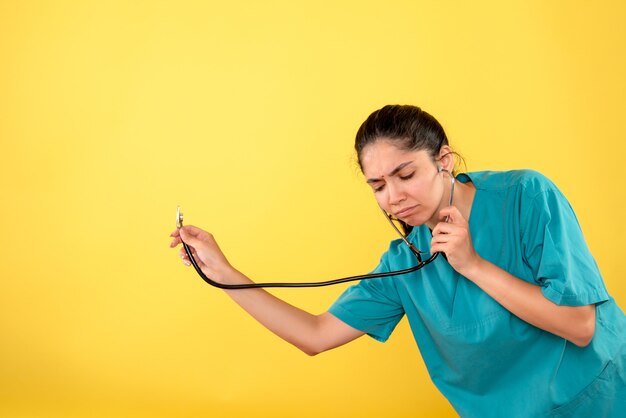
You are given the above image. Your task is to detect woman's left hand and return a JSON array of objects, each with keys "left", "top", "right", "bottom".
[{"left": 430, "top": 206, "right": 482, "bottom": 276}]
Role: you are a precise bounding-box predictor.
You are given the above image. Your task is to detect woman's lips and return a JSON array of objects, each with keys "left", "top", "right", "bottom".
[{"left": 395, "top": 205, "right": 417, "bottom": 218}]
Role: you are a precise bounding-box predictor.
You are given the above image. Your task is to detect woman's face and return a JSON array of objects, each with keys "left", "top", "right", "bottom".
[{"left": 360, "top": 139, "right": 447, "bottom": 228}]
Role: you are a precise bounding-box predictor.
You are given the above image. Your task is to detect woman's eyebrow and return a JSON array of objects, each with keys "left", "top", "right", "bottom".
[{"left": 366, "top": 161, "right": 414, "bottom": 184}]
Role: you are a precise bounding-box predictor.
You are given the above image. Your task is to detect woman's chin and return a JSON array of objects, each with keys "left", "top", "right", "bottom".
[{"left": 403, "top": 213, "right": 428, "bottom": 227}]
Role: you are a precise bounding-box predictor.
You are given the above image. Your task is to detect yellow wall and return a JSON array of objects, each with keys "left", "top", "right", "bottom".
[{"left": 1, "top": 1, "right": 624, "bottom": 417}]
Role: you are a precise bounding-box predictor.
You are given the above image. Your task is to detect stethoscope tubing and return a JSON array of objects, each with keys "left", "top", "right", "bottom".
[
  {"left": 182, "top": 241, "right": 438, "bottom": 289},
  {"left": 179, "top": 168, "right": 454, "bottom": 289}
]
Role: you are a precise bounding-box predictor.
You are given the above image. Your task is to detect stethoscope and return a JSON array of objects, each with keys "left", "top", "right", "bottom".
[{"left": 177, "top": 167, "right": 456, "bottom": 289}]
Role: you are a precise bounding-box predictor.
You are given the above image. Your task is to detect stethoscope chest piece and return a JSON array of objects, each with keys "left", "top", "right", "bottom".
[{"left": 176, "top": 206, "right": 184, "bottom": 229}]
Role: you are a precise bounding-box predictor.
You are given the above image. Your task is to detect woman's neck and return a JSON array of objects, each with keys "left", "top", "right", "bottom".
[
  {"left": 453, "top": 180, "right": 476, "bottom": 221},
  {"left": 426, "top": 178, "right": 476, "bottom": 230}
]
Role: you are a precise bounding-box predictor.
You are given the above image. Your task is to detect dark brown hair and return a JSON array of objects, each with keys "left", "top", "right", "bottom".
[{"left": 355, "top": 104, "right": 449, "bottom": 171}]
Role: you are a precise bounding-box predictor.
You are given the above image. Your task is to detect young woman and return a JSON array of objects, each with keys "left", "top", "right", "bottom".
[{"left": 169, "top": 105, "right": 626, "bottom": 417}]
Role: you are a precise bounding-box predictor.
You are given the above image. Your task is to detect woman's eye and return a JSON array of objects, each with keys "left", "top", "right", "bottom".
[
  {"left": 373, "top": 185, "right": 385, "bottom": 193},
  {"left": 399, "top": 172, "right": 415, "bottom": 180}
]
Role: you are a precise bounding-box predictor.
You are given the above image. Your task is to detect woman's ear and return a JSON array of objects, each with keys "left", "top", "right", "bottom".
[{"left": 437, "top": 145, "right": 454, "bottom": 172}]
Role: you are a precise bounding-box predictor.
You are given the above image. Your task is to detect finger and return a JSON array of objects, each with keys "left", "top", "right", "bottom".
[
  {"left": 179, "top": 227, "right": 203, "bottom": 247},
  {"left": 432, "top": 221, "right": 457, "bottom": 236},
  {"left": 179, "top": 248, "right": 193, "bottom": 266},
  {"left": 180, "top": 225, "right": 209, "bottom": 238},
  {"left": 438, "top": 206, "right": 455, "bottom": 221},
  {"left": 170, "top": 229, "right": 181, "bottom": 238},
  {"left": 431, "top": 235, "right": 450, "bottom": 247},
  {"left": 430, "top": 235, "right": 456, "bottom": 253},
  {"left": 181, "top": 249, "right": 207, "bottom": 269},
  {"left": 179, "top": 245, "right": 198, "bottom": 258},
  {"left": 181, "top": 225, "right": 214, "bottom": 245},
  {"left": 430, "top": 242, "right": 446, "bottom": 255},
  {"left": 439, "top": 206, "right": 464, "bottom": 224},
  {"left": 170, "top": 233, "right": 193, "bottom": 247}
]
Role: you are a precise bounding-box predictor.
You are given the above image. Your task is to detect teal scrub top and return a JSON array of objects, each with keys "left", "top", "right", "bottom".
[{"left": 329, "top": 170, "right": 626, "bottom": 417}]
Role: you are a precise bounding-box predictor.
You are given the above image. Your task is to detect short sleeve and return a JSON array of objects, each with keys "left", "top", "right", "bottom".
[
  {"left": 521, "top": 182, "right": 609, "bottom": 306},
  {"left": 328, "top": 254, "right": 405, "bottom": 342}
]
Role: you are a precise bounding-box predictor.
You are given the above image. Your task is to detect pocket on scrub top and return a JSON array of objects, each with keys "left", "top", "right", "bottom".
[
  {"left": 442, "top": 279, "right": 510, "bottom": 334},
  {"left": 548, "top": 360, "right": 618, "bottom": 417}
]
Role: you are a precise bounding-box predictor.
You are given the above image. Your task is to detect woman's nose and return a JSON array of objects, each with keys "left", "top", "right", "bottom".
[{"left": 387, "top": 182, "right": 406, "bottom": 206}]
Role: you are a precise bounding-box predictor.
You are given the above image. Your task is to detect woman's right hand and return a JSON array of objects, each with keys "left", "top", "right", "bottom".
[{"left": 169, "top": 225, "right": 234, "bottom": 281}]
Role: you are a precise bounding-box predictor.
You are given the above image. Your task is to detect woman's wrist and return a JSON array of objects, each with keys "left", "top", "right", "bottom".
[
  {"left": 457, "top": 255, "right": 486, "bottom": 281},
  {"left": 208, "top": 264, "right": 251, "bottom": 286}
]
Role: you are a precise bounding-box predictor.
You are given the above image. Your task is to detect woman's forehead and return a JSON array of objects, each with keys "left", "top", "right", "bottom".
[{"left": 361, "top": 141, "right": 430, "bottom": 177}]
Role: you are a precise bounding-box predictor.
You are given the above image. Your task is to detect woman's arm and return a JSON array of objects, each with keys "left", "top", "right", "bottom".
[
  {"left": 170, "top": 226, "right": 365, "bottom": 355},
  {"left": 431, "top": 206, "right": 596, "bottom": 347},
  {"left": 462, "top": 258, "right": 595, "bottom": 347}
]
